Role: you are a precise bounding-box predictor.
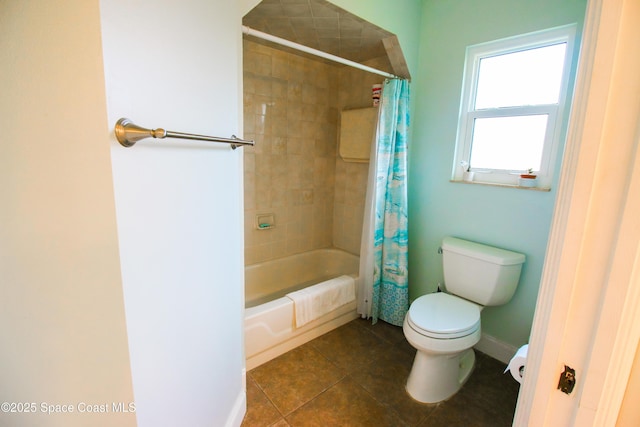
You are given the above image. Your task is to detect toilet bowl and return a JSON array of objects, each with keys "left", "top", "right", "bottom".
[
  {"left": 403, "top": 292, "right": 482, "bottom": 403},
  {"left": 403, "top": 237, "right": 525, "bottom": 404}
]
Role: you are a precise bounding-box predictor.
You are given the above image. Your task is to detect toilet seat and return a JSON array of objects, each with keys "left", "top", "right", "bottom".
[{"left": 407, "top": 293, "right": 480, "bottom": 339}]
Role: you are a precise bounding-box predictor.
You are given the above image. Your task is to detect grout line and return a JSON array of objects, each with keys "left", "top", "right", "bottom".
[
  {"left": 246, "top": 372, "right": 287, "bottom": 422},
  {"left": 245, "top": 319, "right": 518, "bottom": 426}
]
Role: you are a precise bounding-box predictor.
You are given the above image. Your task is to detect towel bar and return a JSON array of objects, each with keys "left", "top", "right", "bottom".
[{"left": 114, "top": 118, "right": 254, "bottom": 149}]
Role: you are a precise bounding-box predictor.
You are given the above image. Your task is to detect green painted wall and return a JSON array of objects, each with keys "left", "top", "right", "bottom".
[{"left": 409, "top": 0, "right": 586, "bottom": 347}]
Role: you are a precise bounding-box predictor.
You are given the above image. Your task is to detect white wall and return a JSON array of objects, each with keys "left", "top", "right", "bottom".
[
  {"left": 0, "top": 1, "right": 135, "bottom": 426},
  {"left": 100, "top": 0, "right": 246, "bottom": 426}
]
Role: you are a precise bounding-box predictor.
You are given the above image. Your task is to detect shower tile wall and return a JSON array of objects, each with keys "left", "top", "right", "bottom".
[
  {"left": 243, "top": 38, "right": 390, "bottom": 264},
  {"left": 243, "top": 39, "right": 339, "bottom": 264}
]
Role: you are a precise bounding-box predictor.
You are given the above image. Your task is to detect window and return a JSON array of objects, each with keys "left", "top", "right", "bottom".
[{"left": 453, "top": 25, "right": 577, "bottom": 189}]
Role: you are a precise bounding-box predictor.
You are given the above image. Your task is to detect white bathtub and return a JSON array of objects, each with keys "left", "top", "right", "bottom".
[{"left": 244, "top": 248, "right": 359, "bottom": 370}]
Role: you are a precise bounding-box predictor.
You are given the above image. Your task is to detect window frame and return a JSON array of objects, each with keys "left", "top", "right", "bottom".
[{"left": 452, "top": 25, "right": 577, "bottom": 189}]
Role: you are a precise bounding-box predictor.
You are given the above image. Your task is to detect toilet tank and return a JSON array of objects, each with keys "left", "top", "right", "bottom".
[{"left": 442, "top": 237, "right": 525, "bottom": 306}]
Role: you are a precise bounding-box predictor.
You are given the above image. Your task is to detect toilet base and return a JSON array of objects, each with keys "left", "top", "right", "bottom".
[{"left": 406, "top": 347, "right": 476, "bottom": 404}]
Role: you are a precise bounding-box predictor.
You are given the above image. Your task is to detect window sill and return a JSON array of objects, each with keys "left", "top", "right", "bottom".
[{"left": 450, "top": 179, "right": 551, "bottom": 192}]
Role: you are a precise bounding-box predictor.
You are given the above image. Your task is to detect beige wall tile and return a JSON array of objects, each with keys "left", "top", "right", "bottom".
[{"left": 244, "top": 39, "right": 375, "bottom": 264}]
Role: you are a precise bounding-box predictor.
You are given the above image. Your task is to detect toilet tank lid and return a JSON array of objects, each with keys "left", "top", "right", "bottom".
[{"left": 442, "top": 237, "right": 525, "bottom": 266}]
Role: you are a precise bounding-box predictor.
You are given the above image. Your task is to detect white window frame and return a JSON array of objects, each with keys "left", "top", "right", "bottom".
[{"left": 452, "top": 25, "right": 577, "bottom": 189}]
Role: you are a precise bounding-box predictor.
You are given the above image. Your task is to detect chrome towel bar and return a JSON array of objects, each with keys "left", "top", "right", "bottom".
[{"left": 114, "top": 118, "right": 254, "bottom": 149}]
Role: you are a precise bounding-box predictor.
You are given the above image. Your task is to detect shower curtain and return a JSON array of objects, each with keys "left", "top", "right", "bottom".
[{"left": 358, "top": 79, "right": 410, "bottom": 326}]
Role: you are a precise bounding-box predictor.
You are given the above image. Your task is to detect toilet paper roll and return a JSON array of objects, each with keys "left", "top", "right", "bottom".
[{"left": 504, "top": 344, "right": 528, "bottom": 384}]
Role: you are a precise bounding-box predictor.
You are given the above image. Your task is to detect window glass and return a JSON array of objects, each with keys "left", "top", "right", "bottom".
[
  {"left": 470, "top": 115, "right": 548, "bottom": 170},
  {"left": 474, "top": 43, "right": 567, "bottom": 109}
]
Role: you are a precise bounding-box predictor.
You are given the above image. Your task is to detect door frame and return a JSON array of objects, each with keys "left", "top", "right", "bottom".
[{"left": 514, "top": 0, "right": 640, "bottom": 425}]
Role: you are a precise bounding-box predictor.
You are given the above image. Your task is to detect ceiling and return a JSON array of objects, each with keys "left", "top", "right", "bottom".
[{"left": 242, "top": 0, "right": 395, "bottom": 64}]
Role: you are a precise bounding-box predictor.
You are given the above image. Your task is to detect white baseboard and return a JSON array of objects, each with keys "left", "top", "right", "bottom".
[
  {"left": 474, "top": 333, "right": 521, "bottom": 365},
  {"left": 225, "top": 385, "right": 246, "bottom": 427}
]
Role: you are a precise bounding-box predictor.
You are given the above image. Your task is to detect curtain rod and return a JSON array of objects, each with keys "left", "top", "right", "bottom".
[{"left": 242, "top": 25, "right": 399, "bottom": 80}]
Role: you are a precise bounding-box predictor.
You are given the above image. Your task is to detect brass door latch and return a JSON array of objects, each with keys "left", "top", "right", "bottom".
[{"left": 558, "top": 365, "right": 576, "bottom": 394}]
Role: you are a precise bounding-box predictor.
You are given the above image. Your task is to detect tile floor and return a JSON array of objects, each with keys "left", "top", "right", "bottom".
[{"left": 242, "top": 318, "right": 520, "bottom": 427}]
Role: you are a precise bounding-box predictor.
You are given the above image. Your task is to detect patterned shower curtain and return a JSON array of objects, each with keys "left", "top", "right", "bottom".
[{"left": 370, "top": 78, "right": 410, "bottom": 326}]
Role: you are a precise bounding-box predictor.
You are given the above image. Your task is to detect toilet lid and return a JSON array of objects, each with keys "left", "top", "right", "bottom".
[{"left": 408, "top": 293, "right": 481, "bottom": 339}]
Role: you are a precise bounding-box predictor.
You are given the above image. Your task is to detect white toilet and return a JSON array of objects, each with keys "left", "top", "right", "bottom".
[{"left": 403, "top": 236, "right": 525, "bottom": 403}]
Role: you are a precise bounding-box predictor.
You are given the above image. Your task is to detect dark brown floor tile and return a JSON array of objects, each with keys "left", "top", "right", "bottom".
[
  {"left": 250, "top": 345, "right": 345, "bottom": 415},
  {"left": 241, "top": 376, "right": 282, "bottom": 427},
  {"left": 419, "top": 392, "right": 507, "bottom": 427},
  {"left": 397, "top": 335, "right": 418, "bottom": 355},
  {"left": 418, "top": 404, "right": 469, "bottom": 427},
  {"left": 308, "top": 321, "right": 388, "bottom": 373},
  {"left": 462, "top": 352, "right": 520, "bottom": 424},
  {"left": 285, "top": 377, "right": 409, "bottom": 427},
  {"left": 418, "top": 351, "right": 518, "bottom": 427},
  {"left": 351, "top": 345, "right": 436, "bottom": 426},
  {"left": 246, "top": 320, "right": 518, "bottom": 427},
  {"left": 356, "top": 317, "right": 407, "bottom": 345}
]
